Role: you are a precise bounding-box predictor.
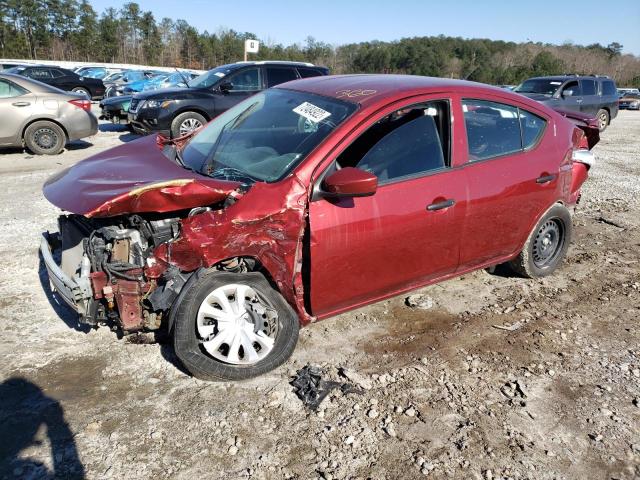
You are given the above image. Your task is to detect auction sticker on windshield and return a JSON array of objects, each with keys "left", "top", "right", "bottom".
[{"left": 293, "top": 102, "right": 331, "bottom": 123}]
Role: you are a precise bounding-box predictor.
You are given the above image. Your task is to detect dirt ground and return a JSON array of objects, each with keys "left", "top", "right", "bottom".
[{"left": 0, "top": 109, "right": 639, "bottom": 480}]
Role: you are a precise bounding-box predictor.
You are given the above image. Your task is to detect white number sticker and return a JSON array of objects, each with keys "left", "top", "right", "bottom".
[{"left": 293, "top": 102, "right": 331, "bottom": 123}]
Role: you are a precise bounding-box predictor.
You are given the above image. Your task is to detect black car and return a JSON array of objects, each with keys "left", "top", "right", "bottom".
[
  {"left": 128, "top": 61, "right": 329, "bottom": 137},
  {"left": 6, "top": 65, "right": 105, "bottom": 99},
  {"left": 514, "top": 75, "right": 619, "bottom": 131},
  {"left": 99, "top": 95, "right": 133, "bottom": 124}
]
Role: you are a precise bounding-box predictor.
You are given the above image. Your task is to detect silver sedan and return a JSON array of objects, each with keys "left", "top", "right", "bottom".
[{"left": 0, "top": 73, "right": 98, "bottom": 155}]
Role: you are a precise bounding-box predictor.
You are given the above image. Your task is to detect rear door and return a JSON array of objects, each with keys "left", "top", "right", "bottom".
[
  {"left": 579, "top": 78, "right": 599, "bottom": 115},
  {"left": 265, "top": 66, "right": 299, "bottom": 88},
  {"left": 459, "top": 97, "right": 560, "bottom": 268},
  {"left": 309, "top": 96, "right": 466, "bottom": 318},
  {"left": 0, "top": 78, "right": 34, "bottom": 144}
]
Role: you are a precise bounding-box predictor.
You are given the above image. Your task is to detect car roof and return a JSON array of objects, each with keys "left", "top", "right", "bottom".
[{"left": 277, "top": 74, "right": 537, "bottom": 108}]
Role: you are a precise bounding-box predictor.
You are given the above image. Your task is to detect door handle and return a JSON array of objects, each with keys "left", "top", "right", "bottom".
[
  {"left": 536, "top": 174, "right": 556, "bottom": 184},
  {"left": 12, "top": 101, "right": 30, "bottom": 107},
  {"left": 576, "top": 99, "right": 583, "bottom": 103},
  {"left": 427, "top": 199, "right": 456, "bottom": 211}
]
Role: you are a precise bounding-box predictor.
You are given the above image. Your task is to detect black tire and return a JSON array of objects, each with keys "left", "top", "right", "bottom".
[
  {"left": 509, "top": 204, "right": 572, "bottom": 278},
  {"left": 173, "top": 271, "right": 300, "bottom": 381},
  {"left": 72, "top": 87, "right": 91, "bottom": 98},
  {"left": 596, "top": 109, "right": 609, "bottom": 132},
  {"left": 24, "top": 121, "right": 66, "bottom": 155},
  {"left": 170, "top": 111, "right": 207, "bottom": 138}
]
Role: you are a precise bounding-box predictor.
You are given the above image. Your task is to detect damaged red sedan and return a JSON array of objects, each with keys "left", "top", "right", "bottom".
[{"left": 41, "top": 75, "right": 597, "bottom": 380}]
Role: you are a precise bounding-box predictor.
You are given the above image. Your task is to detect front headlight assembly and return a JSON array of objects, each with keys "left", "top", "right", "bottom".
[{"left": 143, "top": 99, "right": 173, "bottom": 109}]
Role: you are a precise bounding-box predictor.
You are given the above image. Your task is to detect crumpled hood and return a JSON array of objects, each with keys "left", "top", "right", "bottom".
[{"left": 43, "top": 134, "right": 241, "bottom": 218}]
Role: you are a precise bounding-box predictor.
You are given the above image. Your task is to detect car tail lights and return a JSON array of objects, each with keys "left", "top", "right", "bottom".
[{"left": 69, "top": 98, "right": 92, "bottom": 112}]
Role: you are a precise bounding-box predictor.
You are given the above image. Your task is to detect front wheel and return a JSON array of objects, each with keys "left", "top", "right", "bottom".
[
  {"left": 509, "top": 204, "right": 572, "bottom": 278},
  {"left": 596, "top": 109, "right": 609, "bottom": 132},
  {"left": 170, "top": 111, "right": 206, "bottom": 138},
  {"left": 173, "top": 271, "right": 300, "bottom": 381},
  {"left": 24, "top": 121, "right": 66, "bottom": 155}
]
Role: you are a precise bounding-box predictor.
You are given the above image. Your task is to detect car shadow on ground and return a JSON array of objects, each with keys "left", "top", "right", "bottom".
[
  {"left": 98, "top": 123, "right": 128, "bottom": 133},
  {"left": 0, "top": 378, "right": 85, "bottom": 479},
  {"left": 66, "top": 140, "right": 93, "bottom": 151},
  {"left": 37, "top": 253, "right": 91, "bottom": 334}
]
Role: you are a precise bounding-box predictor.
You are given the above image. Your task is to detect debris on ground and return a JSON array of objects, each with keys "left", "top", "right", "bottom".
[
  {"left": 405, "top": 294, "right": 434, "bottom": 309},
  {"left": 290, "top": 365, "right": 362, "bottom": 410}
]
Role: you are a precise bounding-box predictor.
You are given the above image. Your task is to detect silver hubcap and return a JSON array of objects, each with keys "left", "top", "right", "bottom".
[
  {"left": 197, "top": 284, "right": 278, "bottom": 365},
  {"left": 599, "top": 113, "right": 607, "bottom": 129},
  {"left": 73, "top": 88, "right": 89, "bottom": 98},
  {"left": 179, "top": 118, "right": 202, "bottom": 136},
  {"left": 33, "top": 128, "right": 58, "bottom": 149}
]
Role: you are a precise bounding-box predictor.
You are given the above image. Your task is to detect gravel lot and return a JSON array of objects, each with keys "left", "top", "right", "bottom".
[{"left": 0, "top": 109, "right": 639, "bottom": 480}]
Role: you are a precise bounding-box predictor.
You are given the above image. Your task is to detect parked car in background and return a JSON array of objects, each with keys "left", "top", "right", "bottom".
[
  {"left": 128, "top": 61, "right": 329, "bottom": 137},
  {"left": 141, "top": 71, "right": 199, "bottom": 92},
  {"left": 1, "top": 62, "right": 26, "bottom": 71},
  {"left": 99, "top": 71, "right": 199, "bottom": 125},
  {"left": 0, "top": 73, "right": 97, "bottom": 155},
  {"left": 99, "top": 95, "right": 133, "bottom": 125},
  {"left": 514, "top": 75, "right": 618, "bottom": 131},
  {"left": 104, "top": 70, "right": 162, "bottom": 97},
  {"left": 41, "top": 74, "right": 597, "bottom": 380},
  {"left": 618, "top": 93, "right": 640, "bottom": 110},
  {"left": 617, "top": 87, "right": 640, "bottom": 97},
  {"left": 5, "top": 65, "right": 105, "bottom": 99}
]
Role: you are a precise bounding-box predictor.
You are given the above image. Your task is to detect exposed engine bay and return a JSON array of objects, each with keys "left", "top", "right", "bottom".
[{"left": 43, "top": 209, "right": 252, "bottom": 332}]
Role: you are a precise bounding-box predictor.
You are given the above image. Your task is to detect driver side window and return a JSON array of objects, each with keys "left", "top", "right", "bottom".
[
  {"left": 228, "top": 68, "right": 261, "bottom": 92},
  {"left": 562, "top": 80, "right": 581, "bottom": 96},
  {"left": 336, "top": 101, "right": 450, "bottom": 184}
]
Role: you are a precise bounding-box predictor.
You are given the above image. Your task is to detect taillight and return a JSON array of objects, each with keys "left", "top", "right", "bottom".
[
  {"left": 577, "top": 132, "right": 589, "bottom": 150},
  {"left": 69, "top": 98, "right": 91, "bottom": 112}
]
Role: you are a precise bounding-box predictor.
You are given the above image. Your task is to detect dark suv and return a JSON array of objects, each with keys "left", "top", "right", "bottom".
[
  {"left": 514, "top": 75, "right": 618, "bottom": 131},
  {"left": 128, "top": 61, "right": 329, "bottom": 137}
]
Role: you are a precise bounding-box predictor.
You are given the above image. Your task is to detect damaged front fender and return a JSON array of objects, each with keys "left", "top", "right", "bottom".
[{"left": 155, "top": 175, "right": 313, "bottom": 324}]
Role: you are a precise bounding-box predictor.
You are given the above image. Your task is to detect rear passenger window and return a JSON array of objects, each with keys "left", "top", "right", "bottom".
[
  {"left": 519, "top": 109, "right": 546, "bottom": 149},
  {"left": 0, "top": 79, "right": 28, "bottom": 98},
  {"left": 581, "top": 79, "right": 596, "bottom": 95},
  {"left": 337, "top": 101, "right": 450, "bottom": 183},
  {"left": 462, "top": 100, "right": 521, "bottom": 161},
  {"left": 462, "top": 99, "right": 546, "bottom": 160},
  {"left": 602, "top": 80, "right": 617, "bottom": 96},
  {"left": 297, "top": 67, "right": 322, "bottom": 78},
  {"left": 266, "top": 67, "right": 298, "bottom": 87}
]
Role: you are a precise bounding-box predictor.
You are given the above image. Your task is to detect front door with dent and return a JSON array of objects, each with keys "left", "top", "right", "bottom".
[{"left": 309, "top": 99, "right": 466, "bottom": 318}]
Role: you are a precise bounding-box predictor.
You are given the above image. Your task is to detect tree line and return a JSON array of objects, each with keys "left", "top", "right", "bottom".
[{"left": 1, "top": 0, "right": 639, "bottom": 87}]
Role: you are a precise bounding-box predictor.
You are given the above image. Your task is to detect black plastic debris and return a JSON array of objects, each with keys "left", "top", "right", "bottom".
[{"left": 290, "top": 365, "right": 362, "bottom": 410}]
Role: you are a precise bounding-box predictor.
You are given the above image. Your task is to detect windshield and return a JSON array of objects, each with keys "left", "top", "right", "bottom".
[
  {"left": 188, "top": 65, "right": 236, "bottom": 89},
  {"left": 515, "top": 79, "right": 563, "bottom": 95},
  {"left": 179, "top": 89, "right": 357, "bottom": 183}
]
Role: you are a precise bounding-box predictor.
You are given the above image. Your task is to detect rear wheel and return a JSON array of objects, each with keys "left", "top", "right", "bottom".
[
  {"left": 170, "top": 111, "right": 206, "bottom": 138},
  {"left": 24, "top": 121, "right": 66, "bottom": 155},
  {"left": 173, "top": 271, "right": 300, "bottom": 381},
  {"left": 72, "top": 87, "right": 91, "bottom": 98},
  {"left": 596, "top": 109, "right": 609, "bottom": 132},
  {"left": 509, "top": 204, "right": 572, "bottom": 278}
]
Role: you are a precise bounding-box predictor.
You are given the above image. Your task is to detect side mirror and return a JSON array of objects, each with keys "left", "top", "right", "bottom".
[
  {"left": 322, "top": 167, "right": 377, "bottom": 197},
  {"left": 562, "top": 89, "right": 574, "bottom": 97},
  {"left": 219, "top": 81, "right": 233, "bottom": 93}
]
